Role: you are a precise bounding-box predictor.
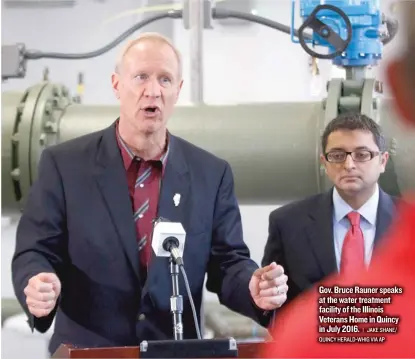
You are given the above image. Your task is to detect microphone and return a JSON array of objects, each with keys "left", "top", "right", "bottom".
[
  {"left": 141, "top": 217, "right": 237, "bottom": 357},
  {"left": 150, "top": 217, "right": 202, "bottom": 341},
  {"left": 152, "top": 219, "right": 186, "bottom": 266},
  {"left": 162, "top": 237, "right": 183, "bottom": 266}
]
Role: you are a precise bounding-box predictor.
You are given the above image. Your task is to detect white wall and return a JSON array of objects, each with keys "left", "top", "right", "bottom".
[
  {"left": 177, "top": 0, "right": 318, "bottom": 104},
  {"left": 1, "top": 0, "right": 174, "bottom": 104}
]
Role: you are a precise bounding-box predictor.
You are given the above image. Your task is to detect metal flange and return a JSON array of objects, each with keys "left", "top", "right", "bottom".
[
  {"left": 30, "top": 83, "right": 71, "bottom": 184},
  {"left": 10, "top": 82, "right": 71, "bottom": 209}
]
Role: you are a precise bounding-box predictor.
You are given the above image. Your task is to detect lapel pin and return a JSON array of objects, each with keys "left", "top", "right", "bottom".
[{"left": 173, "top": 193, "right": 181, "bottom": 207}]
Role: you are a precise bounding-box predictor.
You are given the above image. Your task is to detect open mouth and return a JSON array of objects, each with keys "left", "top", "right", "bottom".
[{"left": 143, "top": 106, "right": 159, "bottom": 113}]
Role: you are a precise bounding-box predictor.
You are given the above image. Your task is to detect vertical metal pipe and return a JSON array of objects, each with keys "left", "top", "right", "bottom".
[
  {"left": 169, "top": 260, "right": 183, "bottom": 340},
  {"left": 188, "top": 0, "right": 204, "bottom": 104},
  {"left": 345, "top": 66, "right": 366, "bottom": 81}
]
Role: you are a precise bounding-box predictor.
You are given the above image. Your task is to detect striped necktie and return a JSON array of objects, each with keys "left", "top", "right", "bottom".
[
  {"left": 134, "top": 162, "right": 151, "bottom": 254},
  {"left": 133, "top": 151, "right": 168, "bottom": 268},
  {"left": 133, "top": 158, "right": 155, "bottom": 268},
  {"left": 116, "top": 128, "right": 169, "bottom": 269}
]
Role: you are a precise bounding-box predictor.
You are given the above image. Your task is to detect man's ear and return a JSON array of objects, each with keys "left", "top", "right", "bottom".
[
  {"left": 380, "top": 151, "right": 389, "bottom": 173},
  {"left": 386, "top": 59, "right": 415, "bottom": 127},
  {"left": 111, "top": 72, "right": 120, "bottom": 99},
  {"left": 175, "top": 79, "right": 184, "bottom": 103}
]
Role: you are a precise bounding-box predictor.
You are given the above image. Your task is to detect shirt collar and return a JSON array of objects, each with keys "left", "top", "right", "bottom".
[
  {"left": 333, "top": 183, "right": 379, "bottom": 225},
  {"left": 115, "top": 121, "right": 169, "bottom": 173}
]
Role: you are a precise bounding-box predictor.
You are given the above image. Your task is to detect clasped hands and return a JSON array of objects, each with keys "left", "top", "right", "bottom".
[{"left": 249, "top": 262, "right": 288, "bottom": 310}]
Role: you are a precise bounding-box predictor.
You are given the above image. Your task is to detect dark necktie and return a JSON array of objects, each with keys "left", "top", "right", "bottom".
[{"left": 133, "top": 159, "right": 152, "bottom": 267}]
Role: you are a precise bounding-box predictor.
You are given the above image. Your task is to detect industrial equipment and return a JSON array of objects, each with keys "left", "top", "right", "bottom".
[
  {"left": 294, "top": 1, "right": 382, "bottom": 64},
  {"left": 2, "top": 0, "right": 411, "bottom": 219},
  {"left": 2, "top": 1, "right": 398, "bottom": 81}
]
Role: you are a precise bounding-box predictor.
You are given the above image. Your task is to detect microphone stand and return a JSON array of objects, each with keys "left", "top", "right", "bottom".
[{"left": 169, "top": 257, "right": 183, "bottom": 340}]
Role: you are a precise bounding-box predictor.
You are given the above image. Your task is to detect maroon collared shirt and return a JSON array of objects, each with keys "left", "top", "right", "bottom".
[{"left": 115, "top": 123, "right": 169, "bottom": 269}]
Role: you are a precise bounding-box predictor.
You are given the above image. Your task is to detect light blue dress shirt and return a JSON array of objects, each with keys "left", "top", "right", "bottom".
[{"left": 332, "top": 184, "right": 379, "bottom": 271}]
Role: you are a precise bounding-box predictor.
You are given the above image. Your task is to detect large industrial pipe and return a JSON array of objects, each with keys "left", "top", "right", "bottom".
[{"left": 2, "top": 82, "right": 414, "bottom": 216}]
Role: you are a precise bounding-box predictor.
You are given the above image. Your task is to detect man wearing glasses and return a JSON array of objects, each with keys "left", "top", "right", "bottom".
[{"left": 261, "top": 112, "right": 396, "bottom": 306}]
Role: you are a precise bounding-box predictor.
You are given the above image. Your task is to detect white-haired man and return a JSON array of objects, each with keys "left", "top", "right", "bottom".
[{"left": 12, "top": 33, "right": 288, "bottom": 354}]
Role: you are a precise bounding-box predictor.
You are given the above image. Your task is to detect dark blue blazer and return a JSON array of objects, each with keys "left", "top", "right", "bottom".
[
  {"left": 12, "top": 122, "right": 269, "bottom": 354},
  {"left": 261, "top": 188, "right": 396, "bottom": 305}
]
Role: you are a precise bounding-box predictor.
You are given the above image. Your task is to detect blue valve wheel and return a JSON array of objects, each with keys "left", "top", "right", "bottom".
[{"left": 298, "top": 4, "right": 352, "bottom": 59}]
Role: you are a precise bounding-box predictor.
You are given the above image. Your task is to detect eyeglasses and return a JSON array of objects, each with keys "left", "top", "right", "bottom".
[{"left": 325, "top": 150, "right": 380, "bottom": 163}]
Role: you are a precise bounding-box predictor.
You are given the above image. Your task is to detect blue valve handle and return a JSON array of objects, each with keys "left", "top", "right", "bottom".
[{"left": 298, "top": 4, "right": 352, "bottom": 59}]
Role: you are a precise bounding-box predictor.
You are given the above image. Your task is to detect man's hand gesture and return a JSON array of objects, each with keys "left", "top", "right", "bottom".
[
  {"left": 24, "top": 272, "right": 61, "bottom": 318},
  {"left": 249, "top": 262, "right": 288, "bottom": 310}
]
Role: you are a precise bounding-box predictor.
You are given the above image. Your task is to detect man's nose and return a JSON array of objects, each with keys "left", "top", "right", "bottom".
[
  {"left": 144, "top": 79, "right": 161, "bottom": 97},
  {"left": 343, "top": 154, "right": 356, "bottom": 170}
]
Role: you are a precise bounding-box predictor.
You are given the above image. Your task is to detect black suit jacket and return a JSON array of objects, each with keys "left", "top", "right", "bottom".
[
  {"left": 12, "top": 122, "right": 269, "bottom": 354},
  {"left": 261, "top": 188, "right": 396, "bottom": 305}
]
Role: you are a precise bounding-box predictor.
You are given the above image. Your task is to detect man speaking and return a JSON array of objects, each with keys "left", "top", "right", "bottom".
[{"left": 11, "top": 33, "right": 288, "bottom": 355}]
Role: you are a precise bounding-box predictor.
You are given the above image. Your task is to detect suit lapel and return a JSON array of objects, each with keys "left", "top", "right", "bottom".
[
  {"left": 94, "top": 123, "right": 141, "bottom": 282},
  {"left": 304, "top": 188, "right": 395, "bottom": 275},
  {"left": 306, "top": 191, "right": 337, "bottom": 277},
  {"left": 374, "top": 189, "right": 395, "bottom": 245},
  {"left": 142, "top": 135, "right": 190, "bottom": 298},
  {"left": 155, "top": 136, "right": 190, "bottom": 227}
]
